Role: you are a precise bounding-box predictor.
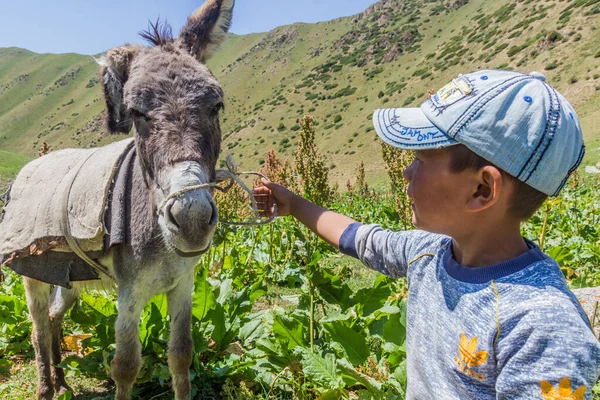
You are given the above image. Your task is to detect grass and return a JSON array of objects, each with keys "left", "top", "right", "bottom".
[
  {"left": 0, "top": 149, "right": 29, "bottom": 186},
  {"left": 0, "top": 361, "right": 117, "bottom": 400}
]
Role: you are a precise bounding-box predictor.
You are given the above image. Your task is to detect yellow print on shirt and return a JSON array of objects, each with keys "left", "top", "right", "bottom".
[
  {"left": 540, "top": 377, "right": 586, "bottom": 400},
  {"left": 454, "top": 333, "right": 488, "bottom": 381}
]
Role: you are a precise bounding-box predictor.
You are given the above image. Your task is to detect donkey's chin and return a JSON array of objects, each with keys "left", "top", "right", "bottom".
[
  {"left": 173, "top": 246, "right": 210, "bottom": 258},
  {"left": 162, "top": 231, "right": 214, "bottom": 258}
]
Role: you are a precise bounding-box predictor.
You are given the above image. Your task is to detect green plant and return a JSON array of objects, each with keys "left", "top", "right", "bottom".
[
  {"left": 545, "top": 60, "right": 560, "bottom": 70},
  {"left": 380, "top": 142, "right": 414, "bottom": 229}
]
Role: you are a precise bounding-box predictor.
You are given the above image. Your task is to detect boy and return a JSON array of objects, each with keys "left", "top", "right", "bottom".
[{"left": 255, "top": 70, "right": 600, "bottom": 399}]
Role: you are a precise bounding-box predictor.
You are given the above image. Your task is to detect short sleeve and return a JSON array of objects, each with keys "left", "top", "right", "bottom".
[{"left": 340, "top": 223, "right": 445, "bottom": 278}]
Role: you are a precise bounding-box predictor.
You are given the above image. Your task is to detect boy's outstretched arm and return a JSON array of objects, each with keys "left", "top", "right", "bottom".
[{"left": 254, "top": 178, "right": 356, "bottom": 249}]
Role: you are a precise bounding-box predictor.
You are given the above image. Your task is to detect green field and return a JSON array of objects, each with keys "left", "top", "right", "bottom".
[{"left": 0, "top": 149, "right": 29, "bottom": 186}]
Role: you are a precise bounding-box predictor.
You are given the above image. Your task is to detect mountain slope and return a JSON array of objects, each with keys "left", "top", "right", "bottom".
[{"left": 0, "top": 0, "right": 599, "bottom": 187}]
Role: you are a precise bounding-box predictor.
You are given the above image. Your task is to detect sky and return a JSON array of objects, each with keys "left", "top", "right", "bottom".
[{"left": 0, "top": 0, "right": 379, "bottom": 55}]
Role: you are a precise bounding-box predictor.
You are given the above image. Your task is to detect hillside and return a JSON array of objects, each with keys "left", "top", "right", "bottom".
[{"left": 0, "top": 0, "right": 599, "bottom": 187}]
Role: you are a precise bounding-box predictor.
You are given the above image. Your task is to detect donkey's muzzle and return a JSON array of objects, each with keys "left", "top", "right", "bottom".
[
  {"left": 159, "top": 161, "right": 219, "bottom": 255},
  {"left": 164, "top": 192, "right": 218, "bottom": 252}
]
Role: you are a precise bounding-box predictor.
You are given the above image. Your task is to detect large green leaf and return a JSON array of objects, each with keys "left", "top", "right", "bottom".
[
  {"left": 382, "top": 310, "right": 406, "bottom": 346},
  {"left": 255, "top": 337, "right": 295, "bottom": 369},
  {"left": 298, "top": 348, "right": 344, "bottom": 389},
  {"left": 323, "top": 321, "right": 369, "bottom": 366},
  {"left": 239, "top": 311, "right": 268, "bottom": 345},
  {"left": 149, "top": 294, "right": 168, "bottom": 318},
  {"left": 384, "top": 342, "right": 406, "bottom": 368},
  {"left": 56, "top": 391, "right": 73, "bottom": 400},
  {"left": 192, "top": 270, "right": 216, "bottom": 322},
  {"left": 352, "top": 275, "right": 392, "bottom": 317},
  {"left": 546, "top": 246, "right": 573, "bottom": 265},
  {"left": 249, "top": 279, "right": 268, "bottom": 302},
  {"left": 272, "top": 313, "right": 306, "bottom": 350},
  {"left": 209, "top": 303, "right": 227, "bottom": 344},
  {"left": 81, "top": 293, "right": 116, "bottom": 317},
  {"left": 391, "top": 360, "right": 408, "bottom": 394},
  {"left": 139, "top": 303, "right": 164, "bottom": 348},
  {"left": 70, "top": 300, "right": 99, "bottom": 325},
  {"left": 312, "top": 268, "right": 353, "bottom": 309},
  {"left": 216, "top": 278, "right": 233, "bottom": 305}
]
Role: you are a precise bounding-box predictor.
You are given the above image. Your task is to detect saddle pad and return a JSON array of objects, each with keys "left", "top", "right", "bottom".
[{"left": 0, "top": 138, "right": 135, "bottom": 257}]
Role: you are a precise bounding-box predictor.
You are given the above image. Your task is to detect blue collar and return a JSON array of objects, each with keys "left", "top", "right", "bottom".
[{"left": 443, "top": 239, "right": 547, "bottom": 284}]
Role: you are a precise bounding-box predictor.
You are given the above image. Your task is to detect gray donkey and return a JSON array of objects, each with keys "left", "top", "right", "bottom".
[{"left": 3, "top": 0, "right": 234, "bottom": 399}]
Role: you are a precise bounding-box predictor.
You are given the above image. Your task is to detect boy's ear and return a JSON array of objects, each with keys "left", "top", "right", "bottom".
[{"left": 467, "top": 166, "right": 503, "bottom": 212}]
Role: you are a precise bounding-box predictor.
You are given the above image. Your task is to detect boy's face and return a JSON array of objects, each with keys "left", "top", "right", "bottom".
[{"left": 403, "top": 148, "right": 478, "bottom": 235}]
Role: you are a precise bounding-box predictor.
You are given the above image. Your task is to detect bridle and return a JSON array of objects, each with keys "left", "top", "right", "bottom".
[{"left": 157, "top": 166, "right": 278, "bottom": 226}]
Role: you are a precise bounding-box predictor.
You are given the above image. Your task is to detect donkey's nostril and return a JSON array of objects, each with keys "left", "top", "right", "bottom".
[{"left": 164, "top": 202, "right": 181, "bottom": 232}]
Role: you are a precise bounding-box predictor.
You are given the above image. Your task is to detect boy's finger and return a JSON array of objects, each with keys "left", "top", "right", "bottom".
[{"left": 253, "top": 186, "right": 271, "bottom": 195}]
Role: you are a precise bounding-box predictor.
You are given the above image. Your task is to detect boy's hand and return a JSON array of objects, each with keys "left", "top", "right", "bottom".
[
  {"left": 254, "top": 178, "right": 294, "bottom": 217},
  {"left": 254, "top": 178, "right": 356, "bottom": 249}
]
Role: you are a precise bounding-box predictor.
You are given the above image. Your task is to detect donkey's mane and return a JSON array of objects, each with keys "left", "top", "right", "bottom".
[{"left": 139, "top": 18, "right": 174, "bottom": 46}]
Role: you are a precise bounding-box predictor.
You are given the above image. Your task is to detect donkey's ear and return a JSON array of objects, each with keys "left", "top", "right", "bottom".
[
  {"left": 178, "top": 0, "right": 234, "bottom": 62},
  {"left": 99, "top": 45, "right": 141, "bottom": 134}
]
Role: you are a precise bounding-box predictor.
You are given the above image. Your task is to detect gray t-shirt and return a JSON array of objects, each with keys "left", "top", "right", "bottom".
[{"left": 339, "top": 223, "right": 600, "bottom": 399}]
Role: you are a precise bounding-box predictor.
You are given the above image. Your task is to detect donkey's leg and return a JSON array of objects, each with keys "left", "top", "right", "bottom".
[
  {"left": 112, "top": 287, "right": 152, "bottom": 400},
  {"left": 48, "top": 285, "right": 80, "bottom": 395},
  {"left": 23, "top": 277, "right": 54, "bottom": 400},
  {"left": 166, "top": 270, "right": 195, "bottom": 400}
]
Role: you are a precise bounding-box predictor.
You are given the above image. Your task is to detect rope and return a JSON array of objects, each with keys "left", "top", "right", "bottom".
[
  {"left": 217, "top": 170, "right": 278, "bottom": 226},
  {"left": 157, "top": 156, "right": 277, "bottom": 226}
]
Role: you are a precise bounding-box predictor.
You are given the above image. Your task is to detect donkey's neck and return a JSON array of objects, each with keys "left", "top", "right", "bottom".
[{"left": 128, "top": 154, "right": 165, "bottom": 261}]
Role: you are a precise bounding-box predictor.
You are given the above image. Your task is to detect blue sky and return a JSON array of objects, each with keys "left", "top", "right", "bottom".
[{"left": 0, "top": 0, "right": 378, "bottom": 55}]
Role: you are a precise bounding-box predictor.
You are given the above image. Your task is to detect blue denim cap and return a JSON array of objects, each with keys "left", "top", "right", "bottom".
[{"left": 373, "top": 70, "right": 585, "bottom": 196}]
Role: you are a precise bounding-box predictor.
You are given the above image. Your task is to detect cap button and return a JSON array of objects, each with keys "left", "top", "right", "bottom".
[{"left": 529, "top": 72, "right": 546, "bottom": 81}]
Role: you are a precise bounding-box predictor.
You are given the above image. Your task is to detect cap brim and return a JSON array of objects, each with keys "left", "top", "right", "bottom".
[{"left": 373, "top": 108, "right": 457, "bottom": 149}]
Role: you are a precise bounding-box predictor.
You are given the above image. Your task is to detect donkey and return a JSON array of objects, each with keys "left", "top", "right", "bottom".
[{"left": 15, "top": 1, "right": 234, "bottom": 399}]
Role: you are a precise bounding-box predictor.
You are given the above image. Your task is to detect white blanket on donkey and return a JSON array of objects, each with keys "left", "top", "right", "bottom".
[{"left": 0, "top": 138, "right": 134, "bottom": 256}]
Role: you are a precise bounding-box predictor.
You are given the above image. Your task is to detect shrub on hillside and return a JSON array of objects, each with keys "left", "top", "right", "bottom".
[
  {"left": 412, "top": 68, "right": 429, "bottom": 77},
  {"left": 332, "top": 86, "right": 357, "bottom": 99},
  {"left": 403, "top": 96, "right": 416, "bottom": 106},
  {"left": 545, "top": 60, "right": 560, "bottom": 70}
]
